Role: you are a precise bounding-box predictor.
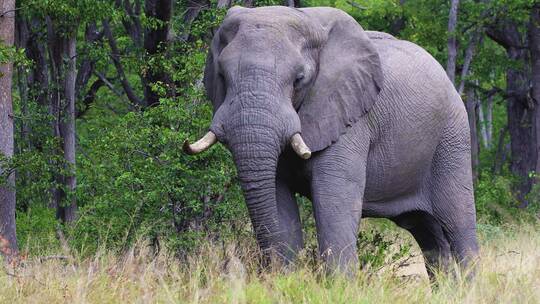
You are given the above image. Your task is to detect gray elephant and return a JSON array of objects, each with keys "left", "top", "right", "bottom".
[{"left": 184, "top": 6, "right": 479, "bottom": 275}]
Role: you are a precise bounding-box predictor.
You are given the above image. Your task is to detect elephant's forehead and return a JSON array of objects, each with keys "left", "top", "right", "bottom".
[{"left": 223, "top": 6, "right": 309, "bottom": 30}]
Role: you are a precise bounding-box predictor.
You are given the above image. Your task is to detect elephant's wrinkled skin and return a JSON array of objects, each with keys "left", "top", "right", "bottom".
[{"left": 185, "top": 6, "right": 479, "bottom": 275}]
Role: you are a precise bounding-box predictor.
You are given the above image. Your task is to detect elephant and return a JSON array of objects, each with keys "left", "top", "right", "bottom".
[{"left": 184, "top": 6, "right": 479, "bottom": 276}]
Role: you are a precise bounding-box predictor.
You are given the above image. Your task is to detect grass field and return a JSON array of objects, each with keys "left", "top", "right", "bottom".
[{"left": 1, "top": 220, "right": 539, "bottom": 304}]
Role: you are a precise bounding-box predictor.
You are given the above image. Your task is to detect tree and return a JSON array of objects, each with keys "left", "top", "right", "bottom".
[
  {"left": 0, "top": 0, "right": 19, "bottom": 259},
  {"left": 105, "top": 0, "right": 175, "bottom": 108},
  {"left": 14, "top": 0, "right": 112, "bottom": 222},
  {"left": 142, "top": 0, "right": 174, "bottom": 107},
  {"left": 46, "top": 19, "right": 78, "bottom": 222},
  {"left": 465, "top": 88, "right": 480, "bottom": 181},
  {"left": 529, "top": 5, "right": 540, "bottom": 186},
  {"left": 446, "top": 0, "right": 460, "bottom": 84},
  {"left": 486, "top": 3, "right": 537, "bottom": 206}
]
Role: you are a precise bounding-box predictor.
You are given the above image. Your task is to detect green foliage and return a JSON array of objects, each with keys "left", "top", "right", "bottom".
[
  {"left": 524, "top": 182, "right": 540, "bottom": 216},
  {"left": 358, "top": 226, "right": 411, "bottom": 269},
  {"left": 0, "top": 44, "right": 30, "bottom": 68},
  {"left": 70, "top": 27, "right": 249, "bottom": 254},
  {"left": 19, "top": 0, "right": 113, "bottom": 25},
  {"left": 72, "top": 94, "right": 248, "bottom": 255},
  {"left": 475, "top": 172, "right": 539, "bottom": 225},
  {"left": 475, "top": 174, "right": 519, "bottom": 223},
  {"left": 16, "top": 207, "right": 61, "bottom": 254}
]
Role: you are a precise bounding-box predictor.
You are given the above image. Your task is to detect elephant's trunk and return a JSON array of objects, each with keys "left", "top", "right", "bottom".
[{"left": 228, "top": 109, "right": 282, "bottom": 254}]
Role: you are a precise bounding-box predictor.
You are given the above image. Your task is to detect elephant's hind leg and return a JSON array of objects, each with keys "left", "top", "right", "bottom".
[
  {"left": 428, "top": 120, "right": 479, "bottom": 272},
  {"left": 391, "top": 211, "right": 451, "bottom": 279}
]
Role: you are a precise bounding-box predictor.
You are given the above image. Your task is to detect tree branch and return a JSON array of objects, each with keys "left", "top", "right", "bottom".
[
  {"left": 458, "top": 30, "right": 482, "bottom": 95},
  {"left": 486, "top": 21, "right": 526, "bottom": 50},
  {"left": 76, "top": 78, "right": 104, "bottom": 119},
  {"left": 346, "top": 0, "right": 367, "bottom": 10},
  {"left": 102, "top": 19, "right": 144, "bottom": 107}
]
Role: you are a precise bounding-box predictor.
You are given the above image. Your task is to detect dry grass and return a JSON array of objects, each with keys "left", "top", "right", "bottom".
[{"left": 1, "top": 221, "right": 539, "bottom": 304}]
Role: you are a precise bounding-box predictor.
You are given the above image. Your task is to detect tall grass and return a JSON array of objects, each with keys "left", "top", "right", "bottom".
[{"left": 1, "top": 221, "right": 539, "bottom": 303}]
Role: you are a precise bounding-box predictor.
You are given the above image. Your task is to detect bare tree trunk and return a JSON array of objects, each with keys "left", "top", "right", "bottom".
[
  {"left": 446, "top": 0, "right": 460, "bottom": 84},
  {"left": 465, "top": 88, "right": 480, "bottom": 182},
  {"left": 0, "top": 0, "right": 19, "bottom": 259},
  {"left": 477, "top": 97, "right": 490, "bottom": 149}
]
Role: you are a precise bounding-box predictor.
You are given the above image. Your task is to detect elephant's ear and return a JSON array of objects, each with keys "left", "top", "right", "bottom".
[
  {"left": 203, "top": 27, "right": 226, "bottom": 113},
  {"left": 204, "top": 6, "right": 244, "bottom": 112},
  {"left": 298, "top": 9, "right": 384, "bottom": 152}
]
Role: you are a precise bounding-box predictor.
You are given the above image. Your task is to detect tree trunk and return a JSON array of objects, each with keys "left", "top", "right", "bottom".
[
  {"left": 493, "top": 127, "right": 509, "bottom": 174},
  {"left": 446, "top": 0, "right": 460, "bottom": 84},
  {"left": 14, "top": 16, "right": 30, "bottom": 153},
  {"left": 143, "top": 0, "right": 173, "bottom": 107},
  {"left": 23, "top": 18, "right": 50, "bottom": 108},
  {"left": 46, "top": 19, "right": 78, "bottom": 223},
  {"left": 465, "top": 88, "right": 480, "bottom": 182},
  {"left": 477, "top": 91, "right": 494, "bottom": 149},
  {"left": 486, "top": 94, "right": 493, "bottom": 146},
  {"left": 506, "top": 46, "right": 534, "bottom": 207},
  {"left": 478, "top": 97, "right": 489, "bottom": 149},
  {"left": 284, "top": 0, "right": 300, "bottom": 7},
  {"left": 487, "top": 20, "right": 535, "bottom": 207},
  {"left": 530, "top": 6, "right": 540, "bottom": 190},
  {"left": 457, "top": 30, "right": 481, "bottom": 95},
  {"left": 58, "top": 35, "right": 78, "bottom": 223},
  {"left": 0, "top": 0, "right": 19, "bottom": 259}
]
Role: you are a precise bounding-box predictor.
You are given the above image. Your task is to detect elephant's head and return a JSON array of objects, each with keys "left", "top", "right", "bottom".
[{"left": 185, "top": 6, "right": 383, "bottom": 254}]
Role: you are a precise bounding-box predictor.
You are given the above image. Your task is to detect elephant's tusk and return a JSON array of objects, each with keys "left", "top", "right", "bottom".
[
  {"left": 290, "top": 133, "right": 311, "bottom": 160},
  {"left": 183, "top": 131, "right": 217, "bottom": 155}
]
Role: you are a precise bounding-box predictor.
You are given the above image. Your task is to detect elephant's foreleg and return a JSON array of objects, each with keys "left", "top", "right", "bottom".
[
  {"left": 310, "top": 143, "right": 368, "bottom": 274},
  {"left": 275, "top": 178, "right": 304, "bottom": 263},
  {"left": 311, "top": 170, "right": 364, "bottom": 274}
]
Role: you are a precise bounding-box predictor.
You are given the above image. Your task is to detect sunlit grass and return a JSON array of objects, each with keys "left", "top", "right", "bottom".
[{"left": 1, "top": 221, "right": 538, "bottom": 303}]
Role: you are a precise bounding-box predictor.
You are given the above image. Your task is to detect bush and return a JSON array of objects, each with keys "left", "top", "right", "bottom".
[
  {"left": 16, "top": 206, "right": 61, "bottom": 255},
  {"left": 71, "top": 96, "right": 249, "bottom": 255},
  {"left": 475, "top": 173, "right": 518, "bottom": 223},
  {"left": 475, "top": 172, "right": 539, "bottom": 224}
]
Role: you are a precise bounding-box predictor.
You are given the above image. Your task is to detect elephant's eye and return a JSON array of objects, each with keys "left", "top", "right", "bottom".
[{"left": 294, "top": 72, "right": 305, "bottom": 88}]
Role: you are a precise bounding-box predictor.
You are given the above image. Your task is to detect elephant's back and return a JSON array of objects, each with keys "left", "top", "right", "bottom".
[{"left": 363, "top": 33, "right": 467, "bottom": 202}]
